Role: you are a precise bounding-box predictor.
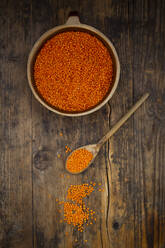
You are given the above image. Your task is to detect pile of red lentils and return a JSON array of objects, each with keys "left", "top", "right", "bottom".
[
  {"left": 34, "top": 31, "right": 113, "bottom": 112},
  {"left": 57, "top": 183, "right": 98, "bottom": 232}
]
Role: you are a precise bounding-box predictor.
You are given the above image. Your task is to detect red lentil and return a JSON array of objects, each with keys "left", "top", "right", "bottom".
[
  {"left": 63, "top": 202, "right": 89, "bottom": 231},
  {"left": 57, "top": 183, "right": 96, "bottom": 232},
  {"left": 67, "top": 184, "right": 94, "bottom": 204},
  {"left": 65, "top": 145, "right": 72, "bottom": 153},
  {"left": 34, "top": 31, "right": 113, "bottom": 112},
  {"left": 66, "top": 148, "right": 93, "bottom": 173}
]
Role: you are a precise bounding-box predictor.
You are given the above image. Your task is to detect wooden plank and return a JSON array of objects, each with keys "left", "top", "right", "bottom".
[
  {"left": 131, "top": 1, "right": 165, "bottom": 247},
  {"left": 107, "top": 0, "right": 165, "bottom": 248},
  {"left": 102, "top": 1, "right": 135, "bottom": 247},
  {"left": 0, "top": 1, "right": 33, "bottom": 247}
]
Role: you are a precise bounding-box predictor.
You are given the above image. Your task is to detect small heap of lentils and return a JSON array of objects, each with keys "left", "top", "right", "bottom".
[
  {"left": 66, "top": 148, "right": 93, "bottom": 173},
  {"left": 67, "top": 184, "right": 94, "bottom": 204},
  {"left": 57, "top": 183, "right": 96, "bottom": 232},
  {"left": 34, "top": 31, "right": 113, "bottom": 112}
]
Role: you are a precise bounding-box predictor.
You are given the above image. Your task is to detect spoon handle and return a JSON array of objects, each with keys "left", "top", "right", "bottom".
[{"left": 98, "top": 93, "right": 149, "bottom": 147}]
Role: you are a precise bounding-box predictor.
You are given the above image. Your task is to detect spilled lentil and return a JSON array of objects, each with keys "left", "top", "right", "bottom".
[
  {"left": 34, "top": 31, "right": 113, "bottom": 112},
  {"left": 57, "top": 183, "right": 97, "bottom": 232},
  {"left": 65, "top": 145, "right": 72, "bottom": 153}
]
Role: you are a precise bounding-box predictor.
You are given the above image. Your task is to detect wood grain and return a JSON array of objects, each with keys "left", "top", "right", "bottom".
[
  {"left": 0, "top": 1, "right": 33, "bottom": 247},
  {"left": 0, "top": 0, "right": 165, "bottom": 247}
]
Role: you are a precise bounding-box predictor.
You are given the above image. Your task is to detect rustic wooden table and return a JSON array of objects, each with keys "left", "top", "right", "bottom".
[{"left": 0, "top": 0, "right": 165, "bottom": 247}]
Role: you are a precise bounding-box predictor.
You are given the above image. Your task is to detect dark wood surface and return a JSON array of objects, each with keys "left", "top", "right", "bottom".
[{"left": 0, "top": 0, "right": 165, "bottom": 247}]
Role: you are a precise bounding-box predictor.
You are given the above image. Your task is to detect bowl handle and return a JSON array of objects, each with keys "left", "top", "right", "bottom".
[{"left": 66, "top": 11, "right": 80, "bottom": 25}]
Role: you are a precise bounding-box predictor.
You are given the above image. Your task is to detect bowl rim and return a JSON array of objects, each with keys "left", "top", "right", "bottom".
[{"left": 27, "top": 22, "right": 120, "bottom": 117}]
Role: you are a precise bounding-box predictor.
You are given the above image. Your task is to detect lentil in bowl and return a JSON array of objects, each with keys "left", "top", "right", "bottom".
[{"left": 27, "top": 15, "right": 120, "bottom": 116}]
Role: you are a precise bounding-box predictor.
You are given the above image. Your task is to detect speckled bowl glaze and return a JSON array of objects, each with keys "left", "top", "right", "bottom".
[{"left": 27, "top": 15, "right": 120, "bottom": 117}]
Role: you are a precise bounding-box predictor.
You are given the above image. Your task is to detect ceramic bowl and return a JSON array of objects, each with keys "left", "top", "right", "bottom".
[{"left": 27, "top": 14, "right": 120, "bottom": 116}]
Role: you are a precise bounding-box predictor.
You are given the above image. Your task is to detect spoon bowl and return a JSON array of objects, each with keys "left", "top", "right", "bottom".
[{"left": 65, "top": 144, "right": 101, "bottom": 174}]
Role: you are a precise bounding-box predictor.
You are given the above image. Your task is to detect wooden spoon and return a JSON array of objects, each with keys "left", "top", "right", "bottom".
[{"left": 66, "top": 93, "right": 149, "bottom": 174}]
